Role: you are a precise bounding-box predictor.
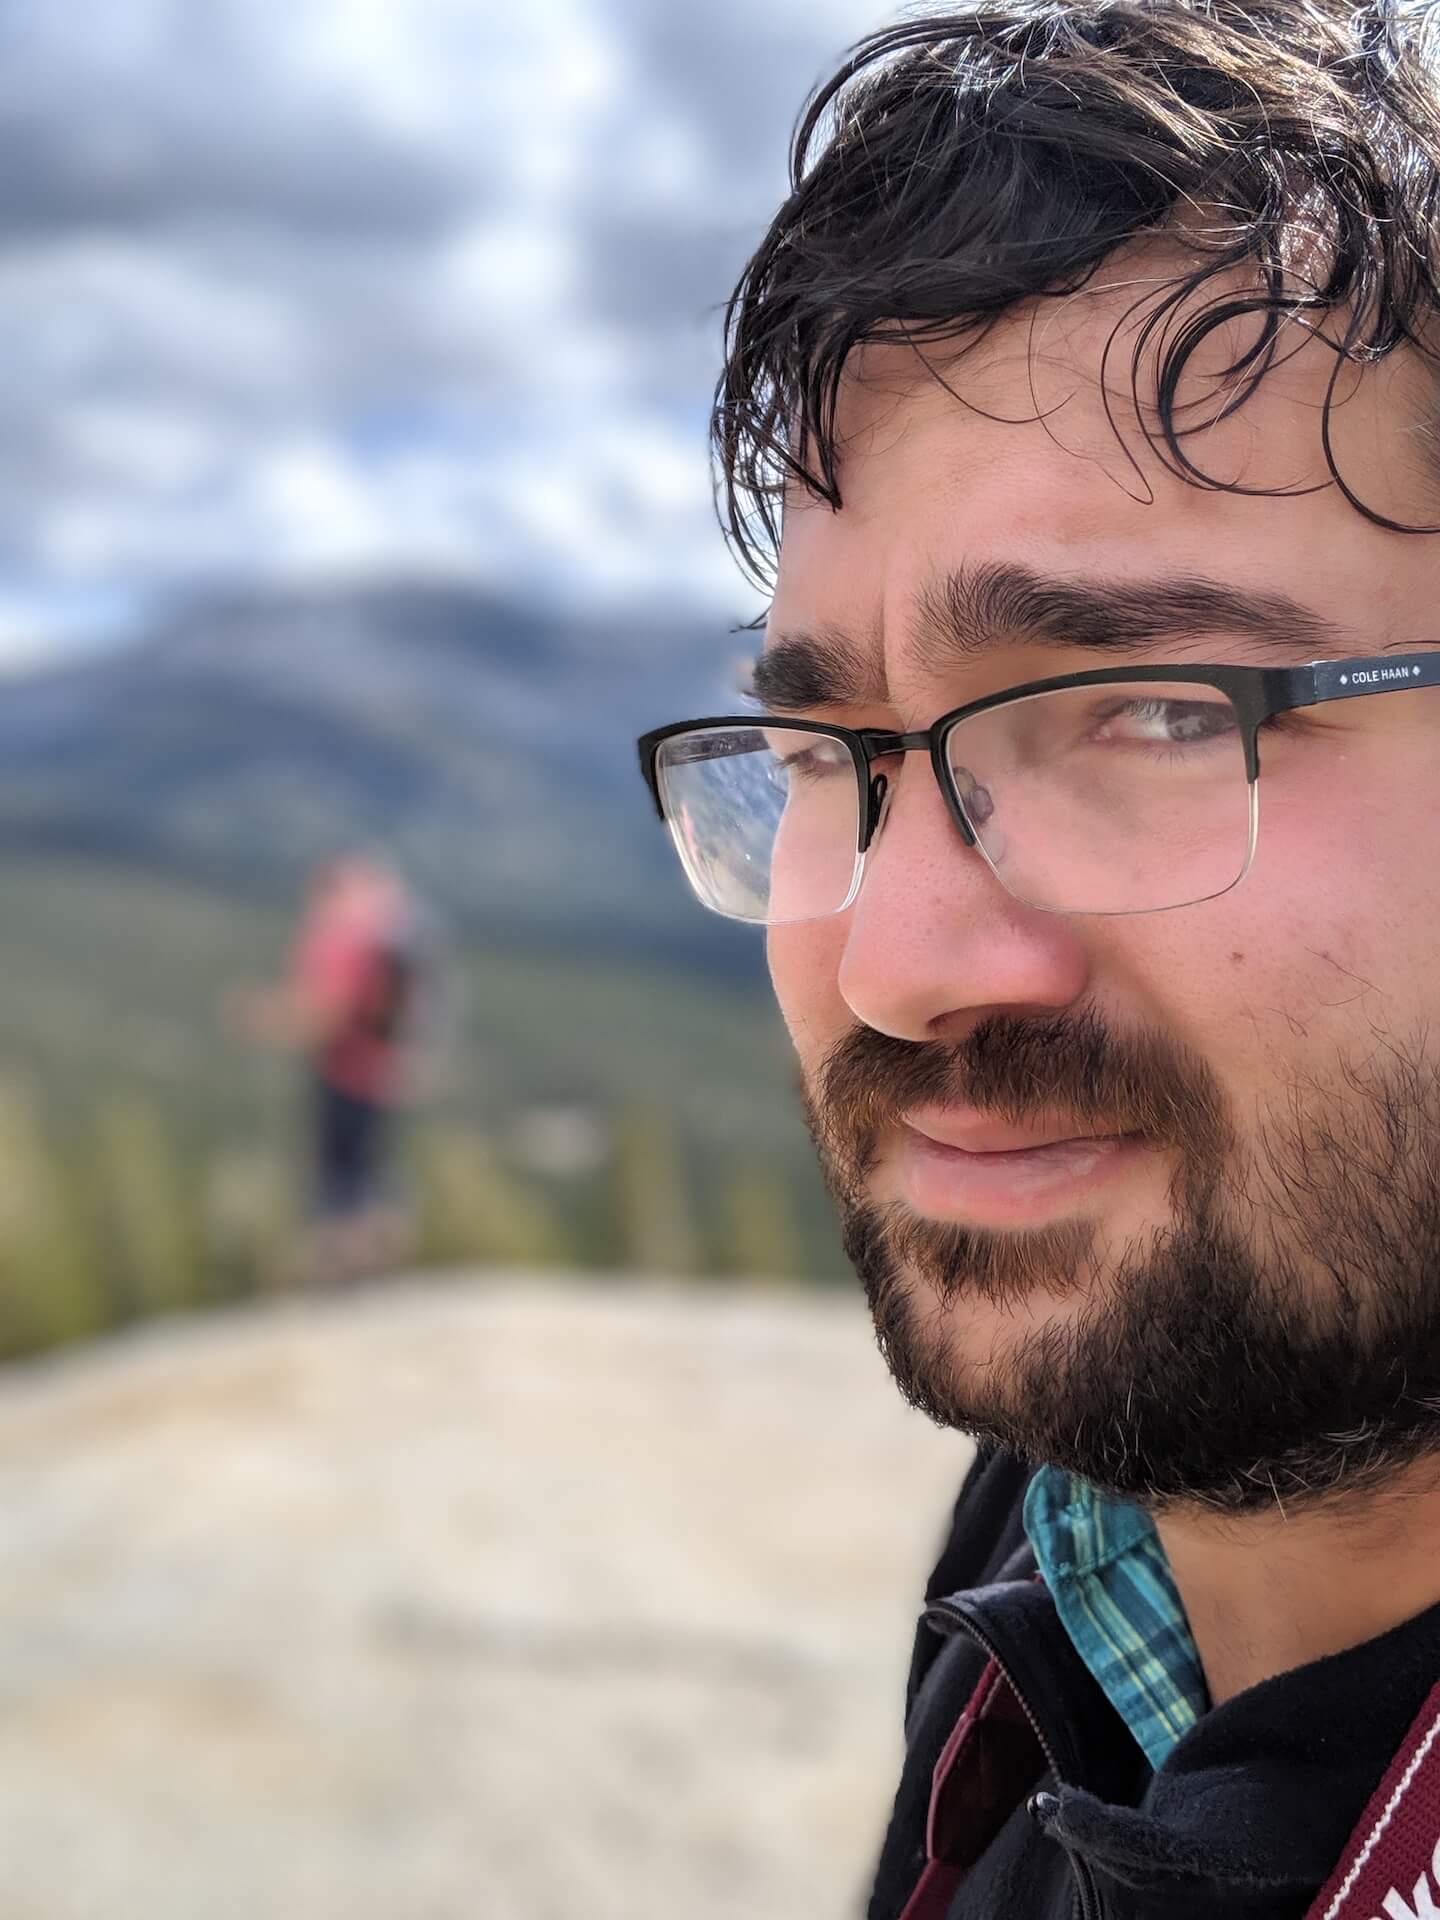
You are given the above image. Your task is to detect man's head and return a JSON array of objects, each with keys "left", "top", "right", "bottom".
[{"left": 694, "top": 0, "right": 1440, "bottom": 1517}]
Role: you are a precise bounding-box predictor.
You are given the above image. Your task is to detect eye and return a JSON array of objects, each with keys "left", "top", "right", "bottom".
[
  {"left": 1089, "top": 696, "right": 1238, "bottom": 748},
  {"left": 768, "top": 738, "right": 851, "bottom": 786}
]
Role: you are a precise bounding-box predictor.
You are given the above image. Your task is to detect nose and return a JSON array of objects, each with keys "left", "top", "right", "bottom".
[{"left": 836, "top": 755, "right": 1091, "bottom": 1043}]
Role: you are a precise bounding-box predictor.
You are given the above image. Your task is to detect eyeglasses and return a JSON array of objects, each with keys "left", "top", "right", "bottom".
[{"left": 638, "top": 653, "right": 1440, "bottom": 923}]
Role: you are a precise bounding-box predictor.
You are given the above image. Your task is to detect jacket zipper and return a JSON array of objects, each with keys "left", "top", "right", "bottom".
[{"left": 924, "top": 1596, "right": 1101, "bottom": 1920}]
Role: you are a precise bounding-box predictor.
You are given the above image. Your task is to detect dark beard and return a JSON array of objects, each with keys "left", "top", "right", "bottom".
[{"left": 805, "top": 1012, "right": 1440, "bottom": 1515}]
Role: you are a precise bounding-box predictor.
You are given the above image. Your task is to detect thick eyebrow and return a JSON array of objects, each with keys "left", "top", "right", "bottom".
[
  {"left": 748, "top": 621, "right": 885, "bottom": 711},
  {"left": 750, "top": 561, "right": 1350, "bottom": 712}
]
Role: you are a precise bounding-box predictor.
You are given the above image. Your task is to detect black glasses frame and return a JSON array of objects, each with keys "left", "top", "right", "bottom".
[{"left": 638, "top": 652, "right": 1440, "bottom": 861}]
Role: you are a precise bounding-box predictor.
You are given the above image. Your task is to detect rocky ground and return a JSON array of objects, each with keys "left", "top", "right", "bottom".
[{"left": 0, "top": 1275, "right": 971, "bottom": 1920}]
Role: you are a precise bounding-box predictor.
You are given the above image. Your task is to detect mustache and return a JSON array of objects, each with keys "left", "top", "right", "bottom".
[{"left": 806, "top": 1009, "right": 1232, "bottom": 1186}]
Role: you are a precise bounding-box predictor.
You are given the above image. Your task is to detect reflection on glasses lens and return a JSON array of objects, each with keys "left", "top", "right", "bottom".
[
  {"left": 655, "top": 726, "right": 861, "bottom": 924},
  {"left": 943, "top": 682, "right": 1255, "bottom": 914}
]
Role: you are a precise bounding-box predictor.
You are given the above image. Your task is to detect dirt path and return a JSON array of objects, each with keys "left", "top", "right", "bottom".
[{"left": 0, "top": 1276, "right": 971, "bottom": 1920}]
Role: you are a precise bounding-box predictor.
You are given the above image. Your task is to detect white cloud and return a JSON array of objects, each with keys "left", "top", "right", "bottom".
[
  {"left": 442, "top": 216, "right": 580, "bottom": 327},
  {"left": 57, "top": 402, "right": 223, "bottom": 494},
  {"left": 0, "top": 0, "right": 885, "bottom": 647}
]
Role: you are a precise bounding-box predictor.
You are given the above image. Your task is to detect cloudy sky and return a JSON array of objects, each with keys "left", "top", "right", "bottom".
[{"left": 0, "top": 0, "right": 885, "bottom": 661}]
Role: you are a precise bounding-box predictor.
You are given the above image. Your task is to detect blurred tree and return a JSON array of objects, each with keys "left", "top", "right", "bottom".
[
  {"left": 720, "top": 1159, "right": 807, "bottom": 1284},
  {"left": 0, "top": 1080, "right": 108, "bottom": 1356},
  {"left": 613, "top": 1100, "right": 701, "bottom": 1277},
  {"left": 413, "top": 1126, "right": 572, "bottom": 1268},
  {"left": 201, "top": 1143, "right": 295, "bottom": 1299},
  {"left": 95, "top": 1095, "right": 206, "bottom": 1318}
]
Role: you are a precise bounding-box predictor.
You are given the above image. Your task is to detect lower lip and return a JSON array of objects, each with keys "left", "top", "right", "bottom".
[{"left": 894, "top": 1126, "right": 1144, "bottom": 1228}]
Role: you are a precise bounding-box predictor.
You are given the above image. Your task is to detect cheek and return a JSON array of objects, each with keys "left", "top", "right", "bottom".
[
  {"left": 1123, "top": 771, "right": 1440, "bottom": 1079},
  {"left": 767, "top": 920, "right": 851, "bottom": 1065},
  {"left": 1248, "top": 749, "right": 1440, "bottom": 1024}
]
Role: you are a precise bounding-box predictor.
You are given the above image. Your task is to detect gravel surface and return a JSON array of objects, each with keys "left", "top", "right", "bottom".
[{"left": 0, "top": 1274, "right": 971, "bottom": 1920}]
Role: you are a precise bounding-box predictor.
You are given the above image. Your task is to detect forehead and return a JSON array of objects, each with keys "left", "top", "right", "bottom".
[{"left": 767, "top": 272, "right": 1432, "bottom": 703}]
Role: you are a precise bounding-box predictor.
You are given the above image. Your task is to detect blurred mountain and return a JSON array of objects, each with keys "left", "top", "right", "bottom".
[{"left": 0, "top": 581, "right": 761, "bottom": 979}]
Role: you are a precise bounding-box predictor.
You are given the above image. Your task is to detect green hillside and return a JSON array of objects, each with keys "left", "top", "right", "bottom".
[{"left": 0, "top": 854, "right": 846, "bottom": 1358}]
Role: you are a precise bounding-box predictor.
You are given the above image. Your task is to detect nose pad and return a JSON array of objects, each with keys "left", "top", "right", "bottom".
[
  {"left": 864, "top": 771, "right": 890, "bottom": 847},
  {"left": 952, "top": 764, "right": 995, "bottom": 828},
  {"left": 953, "top": 765, "right": 1006, "bottom": 867}
]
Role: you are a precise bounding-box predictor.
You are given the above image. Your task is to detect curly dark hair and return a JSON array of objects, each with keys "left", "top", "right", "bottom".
[{"left": 714, "top": 0, "right": 1440, "bottom": 587}]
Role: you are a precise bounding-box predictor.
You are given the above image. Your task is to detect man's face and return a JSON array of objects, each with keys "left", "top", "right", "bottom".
[{"left": 765, "top": 281, "right": 1440, "bottom": 1511}]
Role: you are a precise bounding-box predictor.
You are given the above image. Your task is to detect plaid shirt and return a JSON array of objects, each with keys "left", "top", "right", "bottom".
[{"left": 1023, "top": 1466, "right": 1209, "bottom": 1769}]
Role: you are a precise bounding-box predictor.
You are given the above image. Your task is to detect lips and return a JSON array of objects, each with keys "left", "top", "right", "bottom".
[
  {"left": 893, "top": 1107, "right": 1141, "bottom": 1227},
  {"left": 900, "top": 1105, "right": 1121, "bottom": 1157}
]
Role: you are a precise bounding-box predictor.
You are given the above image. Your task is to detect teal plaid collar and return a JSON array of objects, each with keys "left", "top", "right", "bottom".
[{"left": 1023, "top": 1466, "right": 1210, "bottom": 1769}]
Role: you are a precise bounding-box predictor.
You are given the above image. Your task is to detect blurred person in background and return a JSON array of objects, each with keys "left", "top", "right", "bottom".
[
  {"left": 232, "top": 853, "right": 426, "bottom": 1283},
  {"left": 639, "top": 1, "right": 1440, "bottom": 1915}
]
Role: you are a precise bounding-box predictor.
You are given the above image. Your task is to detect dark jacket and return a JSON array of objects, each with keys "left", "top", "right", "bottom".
[{"left": 868, "top": 1446, "right": 1440, "bottom": 1920}]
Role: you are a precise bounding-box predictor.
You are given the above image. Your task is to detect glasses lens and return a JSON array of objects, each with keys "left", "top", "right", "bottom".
[
  {"left": 655, "top": 725, "right": 862, "bottom": 924},
  {"left": 944, "top": 681, "right": 1255, "bottom": 913}
]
